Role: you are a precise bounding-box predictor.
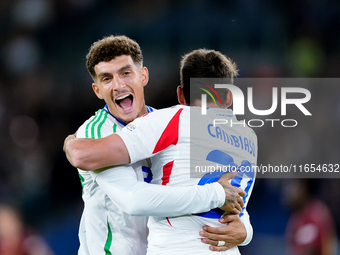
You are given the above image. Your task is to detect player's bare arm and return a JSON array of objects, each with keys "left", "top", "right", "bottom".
[
  {"left": 63, "top": 133, "right": 130, "bottom": 170},
  {"left": 200, "top": 214, "right": 248, "bottom": 251}
]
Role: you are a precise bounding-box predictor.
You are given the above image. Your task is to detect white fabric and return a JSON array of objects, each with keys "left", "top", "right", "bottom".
[
  {"left": 77, "top": 108, "right": 148, "bottom": 255},
  {"left": 238, "top": 210, "right": 253, "bottom": 246},
  {"left": 76, "top": 107, "right": 228, "bottom": 254},
  {"left": 118, "top": 105, "right": 258, "bottom": 254},
  {"left": 93, "top": 168, "right": 225, "bottom": 216}
]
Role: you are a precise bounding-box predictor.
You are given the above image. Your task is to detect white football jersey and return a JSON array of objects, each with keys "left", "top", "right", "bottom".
[
  {"left": 76, "top": 105, "right": 228, "bottom": 255},
  {"left": 77, "top": 105, "right": 151, "bottom": 255},
  {"left": 118, "top": 105, "right": 257, "bottom": 255}
]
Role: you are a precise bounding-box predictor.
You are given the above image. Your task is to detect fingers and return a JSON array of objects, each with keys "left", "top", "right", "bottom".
[
  {"left": 220, "top": 192, "right": 244, "bottom": 214},
  {"left": 219, "top": 170, "right": 237, "bottom": 180},
  {"left": 236, "top": 195, "right": 245, "bottom": 208},
  {"left": 207, "top": 244, "right": 231, "bottom": 252},
  {"left": 235, "top": 203, "right": 242, "bottom": 214},
  {"left": 63, "top": 133, "right": 78, "bottom": 167},
  {"left": 63, "top": 134, "right": 77, "bottom": 152},
  {"left": 236, "top": 187, "right": 246, "bottom": 197},
  {"left": 201, "top": 236, "right": 219, "bottom": 246},
  {"left": 220, "top": 199, "right": 243, "bottom": 214},
  {"left": 217, "top": 179, "right": 246, "bottom": 214},
  {"left": 232, "top": 207, "right": 242, "bottom": 214},
  {"left": 200, "top": 216, "right": 247, "bottom": 251},
  {"left": 230, "top": 202, "right": 243, "bottom": 214},
  {"left": 233, "top": 189, "right": 245, "bottom": 212},
  {"left": 217, "top": 177, "right": 246, "bottom": 198},
  {"left": 199, "top": 229, "right": 236, "bottom": 251},
  {"left": 220, "top": 203, "right": 241, "bottom": 214},
  {"left": 201, "top": 238, "right": 232, "bottom": 251},
  {"left": 219, "top": 214, "right": 239, "bottom": 224},
  {"left": 201, "top": 225, "right": 228, "bottom": 235},
  {"left": 217, "top": 171, "right": 247, "bottom": 198}
]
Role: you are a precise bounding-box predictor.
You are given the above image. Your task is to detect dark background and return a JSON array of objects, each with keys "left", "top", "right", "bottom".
[{"left": 0, "top": 0, "right": 339, "bottom": 254}]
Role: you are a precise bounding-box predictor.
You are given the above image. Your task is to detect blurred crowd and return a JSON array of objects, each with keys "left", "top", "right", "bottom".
[{"left": 0, "top": 0, "right": 339, "bottom": 254}]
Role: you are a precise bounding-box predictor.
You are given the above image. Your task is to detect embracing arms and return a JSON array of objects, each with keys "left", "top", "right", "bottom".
[
  {"left": 64, "top": 133, "right": 128, "bottom": 170},
  {"left": 92, "top": 166, "right": 245, "bottom": 216}
]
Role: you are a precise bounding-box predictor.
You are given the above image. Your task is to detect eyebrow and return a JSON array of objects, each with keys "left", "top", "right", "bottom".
[
  {"left": 97, "top": 72, "right": 112, "bottom": 79},
  {"left": 97, "top": 65, "right": 133, "bottom": 79}
]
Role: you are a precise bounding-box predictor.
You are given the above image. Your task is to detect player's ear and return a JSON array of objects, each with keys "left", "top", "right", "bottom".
[
  {"left": 92, "top": 83, "right": 104, "bottom": 99},
  {"left": 225, "top": 90, "right": 232, "bottom": 108},
  {"left": 177, "top": 86, "right": 186, "bottom": 105},
  {"left": 141, "top": 67, "right": 149, "bottom": 87}
]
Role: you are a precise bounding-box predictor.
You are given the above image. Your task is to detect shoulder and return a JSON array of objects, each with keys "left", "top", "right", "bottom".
[
  {"left": 77, "top": 109, "right": 121, "bottom": 139},
  {"left": 132, "top": 105, "right": 186, "bottom": 124},
  {"left": 120, "top": 105, "right": 186, "bottom": 139}
]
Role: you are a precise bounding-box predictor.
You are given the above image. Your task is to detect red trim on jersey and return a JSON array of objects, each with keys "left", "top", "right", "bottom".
[
  {"left": 152, "top": 108, "right": 184, "bottom": 154},
  {"left": 161, "top": 161, "right": 174, "bottom": 185},
  {"left": 166, "top": 217, "right": 172, "bottom": 226}
]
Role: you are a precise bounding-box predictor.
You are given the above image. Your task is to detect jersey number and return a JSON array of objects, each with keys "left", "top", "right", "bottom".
[{"left": 195, "top": 150, "right": 255, "bottom": 218}]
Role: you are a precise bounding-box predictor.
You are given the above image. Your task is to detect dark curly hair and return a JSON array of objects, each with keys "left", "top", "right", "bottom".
[{"left": 86, "top": 35, "right": 143, "bottom": 80}]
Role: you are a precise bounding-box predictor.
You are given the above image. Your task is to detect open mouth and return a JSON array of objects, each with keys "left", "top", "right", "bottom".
[{"left": 115, "top": 94, "right": 134, "bottom": 110}]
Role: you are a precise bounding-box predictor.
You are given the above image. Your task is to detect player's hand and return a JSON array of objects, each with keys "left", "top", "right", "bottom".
[
  {"left": 63, "top": 133, "right": 77, "bottom": 167},
  {"left": 199, "top": 214, "right": 246, "bottom": 251},
  {"left": 217, "top": 171, "right": 246, "bottom": 214}
]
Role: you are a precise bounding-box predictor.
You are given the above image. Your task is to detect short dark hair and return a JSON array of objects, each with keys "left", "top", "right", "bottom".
[
  {"left": 180, "top": 49, "right": 238, "bottom": 104},
  {"left": 86, "top": 35, "right": 143, "bottom": 80}
]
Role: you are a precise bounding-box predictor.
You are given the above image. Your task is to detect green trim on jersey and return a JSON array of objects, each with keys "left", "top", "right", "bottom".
[
  {"left": 97, "top": 112, "right": 108, "bottom": 138},
  {"left": 85, "top": 110, "right": 108, "bottom": 139},
  {"left": 78, "top": 173, "right": 85, "bottom": 195},
  {"left": 82, "top": 110, "right": 120, "bottom": 254},
  {"left": 85, "top": 110, "right": 100, "bottom": 138},
  {"left": 104, "top": 218, "right": 113, "bottom": 254}
]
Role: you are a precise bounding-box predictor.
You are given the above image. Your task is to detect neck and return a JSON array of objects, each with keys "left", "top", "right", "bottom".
[{"left": 139, "top": 104, "right": 148, "bottom": 116}]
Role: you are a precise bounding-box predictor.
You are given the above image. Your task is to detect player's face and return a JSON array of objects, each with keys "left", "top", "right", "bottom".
[{"left": 92, "top": 55, "right": 149, "bottom": 124}]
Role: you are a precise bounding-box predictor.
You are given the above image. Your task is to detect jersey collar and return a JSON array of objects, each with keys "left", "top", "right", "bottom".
[{"left": 103, "top": 105, "right": 154, "bottom": 126}]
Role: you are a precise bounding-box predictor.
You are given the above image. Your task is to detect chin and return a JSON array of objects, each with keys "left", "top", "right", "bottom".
[{"left": 122, "top": 113, "right": 138, "bottom": 124}]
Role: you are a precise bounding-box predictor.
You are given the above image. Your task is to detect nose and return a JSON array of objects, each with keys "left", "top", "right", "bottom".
[{"left": 112, "top": 75, "right": 126, "bottom": 90}]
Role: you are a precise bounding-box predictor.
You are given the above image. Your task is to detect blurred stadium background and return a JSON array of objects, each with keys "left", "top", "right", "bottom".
[{"left": 0, "top": 0, "right": 339, "bottom": 254}]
